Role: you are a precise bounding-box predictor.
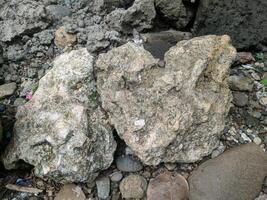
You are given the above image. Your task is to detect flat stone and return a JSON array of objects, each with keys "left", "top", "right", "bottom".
[
  {"left": 55, "top": 184, "right": 86, "bottom": 200},
  {"left": 228, "top": 75, "right": 254, "bottom": 92},
  {"left": 116, "top": 155, "right": 143, "bottom": 172},
  {"left": 189, "top": 143, "right": 267, "bottom": 200},
  {"left": 147, "top": 172, "right": 189, "bottom": 200},
  {"left": 120, "top": 175, "right": 147, "bottom": 199},
  {"left": 96, "top": 176, "right": 110, "bottom": 199},
  {"left": 0, "top": 82, "right": 17, "bottom": 98},
  {"left": 109, "top": 171, "right": 123, "bottom": 182}
]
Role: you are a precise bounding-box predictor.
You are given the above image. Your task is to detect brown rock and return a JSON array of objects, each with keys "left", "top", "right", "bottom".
[
  {"left": 54, "top": 26, "right": 77, "bottom": 48},
  {"left": 147, "top": 172, "right": 189, "bottom": 200},
  {"left": 189, "top": 143, "right": 267, "bottom": 200},
  {"left": 237, "top": 52, "right": 255, "bottom": 64},
  {"left": 55, "top": 184, "right": 86, "bottom": 200}
]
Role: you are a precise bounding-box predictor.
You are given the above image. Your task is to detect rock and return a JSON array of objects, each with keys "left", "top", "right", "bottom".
[
  {"left": 255, "top": 194, "right": 267, "bottom": 200},
  {"left": 155, "top": 0, "right": 192, "bottom": 29},
  {"left": 96, "top": 176, "right": 110, "bottom": 199},
  {"left": 46, "top": 5, "right": 71, "bottom": 21},
  {"left": 193, "top": 0, "right": 267, "bottom": 49},
  {"left": 142, "top": 30, "right": 192, "bottom": 60},
  {"left": 147, "top": 172, "right": 189, "bottom": 200},
  {"left": 120, "top": 175, "right": 147, "bottom": 199},
  {"left": 110, "top": 171, "right": 123, "bottom": 182},
  {"left": 0, "top": 0, "right": 48, "bottom": 42},
  {"left": 164, "top": 163, "right": 177, "bottom": 170},
  {"left": 116, "top": 155, "right": 143, "bottom": 172},
  {"left": 253, "top": 137, "right": 262, "bottom": 145},
  {"left": 232, "top": 92, "right": 248, "bottom": 107},
  {"left": 259, "top": 97, "right": 267, "bottom": 106},
  {"left": 0, "top": 120, "right": 2, "bottom": 144},
  {"left": 236, "top": 52, "right": 255, "bottom": 64},
  {"left": 228, "top": 75, "right": 253, "bottom": 92},
  {"left": 97, "top": 35, "right": 236, "bottom": 165},
  {"left": 189, "top": 143, "right": 267, "bottom": 200},
  {"left": 3, "top": 49, "right": 116, "bottom": 183},
  {"left": 13, "top": 98, "right": 27, "bottom": 107},
  {"left": 55, "top": 26, "right": 77, "bottom": 48},
  {"left": 0, "top": 82, "right": 17, "bottom": 98},
  {"left": 55, "top": 184, "right": 86, "bottom": 200}
]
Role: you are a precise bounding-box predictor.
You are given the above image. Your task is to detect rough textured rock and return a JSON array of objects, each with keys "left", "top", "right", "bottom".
[
  {"left": 0, "top": 0, "right": 49, "bottom": 42},
  {"left": 142, "top": 30, "right": 192, "bottom": 60},
  {"left": 54, "top": 26, "right": 77, "bottom": 48},
  {"left": 96, "top": 176, "right": 110, "bottom": 199},
  {"left": 3, "top": 49, "right": 116, "bottom": 183},
  {"left": 189, "top": 143, "right": 267, "bottom": 200},
  {"left": 228, "top": 75, "right": 254, "bottom": 92},
  {"left": 155, "top": 0, "right": 192, "bottom": 29},
  {"left": 55, "top": 184, "right": 86, "bottom": 200},
  {"left": 0, "top": 82, "right": 17, "bottom": 98},
  {"left": 193, "top": 0, "right": 267, "bottom": 49},
  {"left": 105, "top": 0, "right": 156, "bottom": 32},
  {"left": 147, "top": 172, "right": 189, "bottom": 200},
  {"left": 120, "top": 175, "right": 147, "bottom": 199},
  {"left": 97, "top": 35, "right": 236, "bottom": 165}
]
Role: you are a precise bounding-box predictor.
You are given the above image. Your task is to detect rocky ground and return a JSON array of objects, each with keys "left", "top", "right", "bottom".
[{"left": 0, "top": 0, "right": 267, "bottom": 200}]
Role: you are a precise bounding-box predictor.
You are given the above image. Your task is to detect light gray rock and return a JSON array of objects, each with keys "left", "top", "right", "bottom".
[
  {"left": 0, "top": 82, "right": 17, "bottom": 98},
  {"left": 228, "top": 75, "right": 254, "bottom": 92},
  {"left": 120, "top": 175, "right": 147, "bottom": 199},
  {"left": 3, "top": 49, "right": 116, "bottom": 183},
  {"left": 96, "top": 35, "right": 236, "bottom": 165},
  {"left": 110, "top": 171, "right": 123, "bottom": 182},
  {"left": 96, "top": 176, "right": 110, "bottom": 199},
  {"left": 116, "top": 155, "right": 143, "bottom": 172},
  {"left": 189, "top": 143, "right": 267, "bottom": 200}
]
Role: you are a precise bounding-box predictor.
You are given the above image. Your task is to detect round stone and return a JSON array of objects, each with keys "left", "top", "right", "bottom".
[{"left": 120, "top": 175, "right": 147, "bottom": 199}]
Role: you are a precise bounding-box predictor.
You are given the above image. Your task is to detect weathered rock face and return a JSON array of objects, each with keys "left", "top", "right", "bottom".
[
  {"left": 155, "top": 0, "right": 193, "bottom": 29},
  {"left": 96, "top": 35, "right": 236, "bottom": 165},
  {"left": 3, "top": 49, "right": 116, "bottom": 183},
  {"left": 193, "top": 0, "right": 267, "bottom": 49},
  {"left": 189, "top": 143, "right": 267, "bottom": 200}
]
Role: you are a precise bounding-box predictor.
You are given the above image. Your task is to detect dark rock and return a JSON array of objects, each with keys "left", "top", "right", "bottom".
[
  {"left": 232, "top": 92, "right": 248, "bottom": 107},
  {"left": 116, "top": 155, "right": 143, "bottom": 172},
  {"left": 142, "top": 30, "right": 192, "bottom": 60},
  {"left": 189, "top": 143, "right": 267, "bottom": 200},
  {"left": 147, "top": 172, "right": 189, "bottom": 200},
  {"left": 193, "top": 0, "right": 267, "bottom": 49}
]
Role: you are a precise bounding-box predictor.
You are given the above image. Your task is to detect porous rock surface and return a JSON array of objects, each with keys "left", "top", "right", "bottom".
[
  {"left": 96, "top": 35, "right": 236, "bottom": 165},
  {"left": 3, "top": 49, "right": 116, "bottom": 183},
  {"left": 194, "top": 0, "right": 267, "bottom": 49}
]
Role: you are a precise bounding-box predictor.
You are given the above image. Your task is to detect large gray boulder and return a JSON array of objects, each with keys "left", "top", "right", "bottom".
[
  {"left": 3, "top": 49, "right": 116, "bottom": 183},
  {"left": 189, "top": 143, "right": 267, "bottom": 200},
  {"left": 96, "top": 35, "right": 236, "bottom": 165},
  {"left": 193, "top": 0, "right": 267, "bottom": 49}
]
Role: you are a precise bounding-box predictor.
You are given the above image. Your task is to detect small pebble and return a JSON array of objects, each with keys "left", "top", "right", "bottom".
[
  {"left": 116, "top": 155, "right": 143, "bottom": 172},
  {"left": 120, "top": 175, "right": 147, "bottom": 199},
  {"left": 253, "top": 137, "right": 262, "bottom": 145},
  {"left": 96, "top": 176, "right": 110, "bottom": 199},
  {"left": 110, "top": 171, "right": 123, "bottom": 182}
]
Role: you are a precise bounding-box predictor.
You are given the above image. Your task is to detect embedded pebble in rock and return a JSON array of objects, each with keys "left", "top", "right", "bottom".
[
  {"left": 110, "top": 171, "right": 123, "bottom": 182},
  {"left": 228, "top": 75, "right": 254, "bottom": 92},
  {"left": 96, "top": 176, "right": 110, "bottom": 199},
  {"left": 120, "top": 175, "right": 147, "bottom": 199},
  {"left": 189, "top": 143, "right": 267, "bottom": 200},
  {"left": 253, "top": 137, "right": 262, "bottom": 145},
  {"left": 97, "top": 35, "right": 236, "bottom": 165},
  {"left": 2, "top": 49, "right": 116, "bottom": 183},
  {"left": 147, "top": 172, "right": 189, "bottom": 200},
  {"left": 233, "top": 92, "right": 248, "bottom": 107},
  {"left": 54, "top": 26, "right": 77, "bottom": 48},
  {"left": 55, "top": 184, "right": 86, "bottom": 200},
  {"left": 116, "top": 155, "right": 143, "bottom": 172},
  {"left": 0, "top": 82, "right": 17, "bottom": 98}
]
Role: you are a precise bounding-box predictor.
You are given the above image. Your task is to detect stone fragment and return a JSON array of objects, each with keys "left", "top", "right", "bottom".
[
  {"left": 228, "top": 75, "right": 254, "bottom": 92},
  {"left": 46, "top": 5, "right": 71, "bottom": 21},
  {"left": 116, "top": 155, "right": 143, "bottom": 172},
  {"left": 55, "top": 26, "right": 77, "bottom": 48},
  {"left": 233, "top": 92, "right": 248, "bottom": 107},
  {"left": 97, "top": 35, "right": 236, "bottom": 165},
  {"left": 0, "top": 82, "right": 17, "bottom": 98},
  {"left": 3, "top": 49, "right": 116, "bottom": 183},
  {"left": 120, "top": 175, "right": 147, "bottom": 199},
  {"left": 236, "top": 52, "right": 255, "bottom": 64},
  {"left": 147, "top": 172, "right": 189, "bottom": 200},
  {"left": 193, "top": 0, "right": 267, "bottom": 49},
  {"left": 142, "top": 30, "right": 192, "bottom": 59},
  {"left": 110, "top": 171, "right": 123, "bottom": 182},
  {"left": 189, "top": 143, "right": 267, "bottom": 200},
  {"left": 96, "top": 176, "right": 110, "bottom": 199},
  {"left": 55, "top": 184, "right": 86, "bottom": 200}
]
